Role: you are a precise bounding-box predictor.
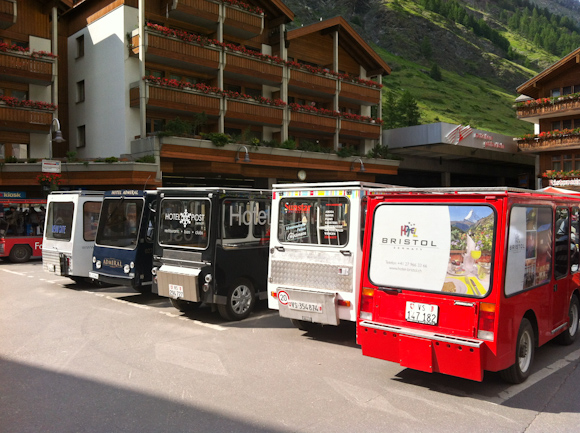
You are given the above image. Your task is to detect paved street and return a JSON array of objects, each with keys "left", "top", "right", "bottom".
[{"left": 2, "top": 260, "right": 580, "bottom": 432}]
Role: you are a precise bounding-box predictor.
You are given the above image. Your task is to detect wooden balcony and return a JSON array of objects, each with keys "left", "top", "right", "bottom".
[
  {"left": 0, "top": 106, "right": 52, "bottom": 132},
  {"left": 223, "top": 5, "right": 264, "bottom": 39},
  {"left": 224, "top": 52, "right": 282, "bottom": 84},
  {"left": 340, "top": 119, "right": 381, "bottom": 139},
  {"left": 340, "top": 81, "right": 380, "bottom": 105},
  {"left": 289, "top": 111, "right": 337, "bottom": 134},
  {"left": 517, "top": 98, "right": 580, "bottom": 119},
  {"left": 518, "top": 135, "right": 580, "bottom": 152},
  {"left": 143, "top": 32, "right": 220, "bottom": 73},
  {"left": 288, "top": 69, "right": 337, "bottom": 96},
  {"left": 130, "top": 85, "right": 221, "bottom": 116},
  {"left": 0, "top": 0, "right": 16, "bottom": 29},
  {"left": 225, "top": 99, "right": 283, "bottom": 126},
  {"left": 0, "top": 52, "right": 53, "bottom": 85},
  {"left": 166, "top": 0, "right": 220, "bottom": 30}
]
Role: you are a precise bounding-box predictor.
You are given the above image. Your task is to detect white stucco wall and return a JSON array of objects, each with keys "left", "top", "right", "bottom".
[{"left": 67, "top": 5, "right": 140, "bottom": 159}]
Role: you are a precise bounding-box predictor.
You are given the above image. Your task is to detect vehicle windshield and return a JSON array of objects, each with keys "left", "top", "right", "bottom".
[
  {"left": 158, "top": 198, "right": 210, "bottom": 249},
  {"left": 96, "top": 198, "right": 143, "bottom": 248},
  {"left": 369, "top": 204, "right": 495, "bottom": 297},
  {"left": 278, "top": 197, "right": 350, "bottom": 246},
  {"left": 45, "top": 201, "right": 74, "bottom": 241}
]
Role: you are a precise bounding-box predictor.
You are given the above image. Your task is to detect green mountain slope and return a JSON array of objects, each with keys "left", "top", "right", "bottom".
[{"left": 282, "top": 0, "right": 580, "bottom": 136}]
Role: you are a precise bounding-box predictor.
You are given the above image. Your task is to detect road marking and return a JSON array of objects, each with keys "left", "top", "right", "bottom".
[
  {"left": 2, "top": 269, "right": 27, "bottom": 276},
  {"left": 472, "top": 347, "right": 580, "bottom": 404}
]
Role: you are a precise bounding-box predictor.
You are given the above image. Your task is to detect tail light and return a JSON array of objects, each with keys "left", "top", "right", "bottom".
[
  {"left": 477, "top": 302, "right": 496, "bottom": 341},
  {"left": 359, "top": 287, "right": 375, "bottom": 320}
]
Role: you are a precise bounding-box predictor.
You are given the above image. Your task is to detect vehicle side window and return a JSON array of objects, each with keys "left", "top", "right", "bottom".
[
  {"left": 505, "top": 206, "right": 552, "bottom": 296},
  {"left": 555, "top": 207, "right": 569, "bottom": 280},
  {"left": 83, "top": 201, "right": 101, "bottom": 241},
  {"left": 571, "top": 207, "right": 579, "bottom": 273},
  {"left": 45, "top": 202, "right": 74, "bottom": 241}
]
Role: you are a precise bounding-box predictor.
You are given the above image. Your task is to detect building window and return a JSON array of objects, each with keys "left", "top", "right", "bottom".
[
  {"left": 551, "top": 88, "right": 561, "bottom": 97},
  {"left": 145, "top": 69, "right": 164, "bottom": 78},
  {"left": 552, "top": 156, "right": 561, "bottom": 171},
  {"left": 146, "top": 118, "right": 165, "bottom": 135},
  {"left": 12, "top": 40, "right": 29, "bottom": 50},
  {"left": 245, "top": 88, "right": 261, "bottom": 99},
  {"left": 76, "top": 80, "right": 85, "bottom": 103},
  {"left": 563, "top": 86, "right": 572, "bottom": 95},
  {"left": 563, "top": 119, "right": 573, "bottom": 130},
  {"left": 575, "top": 85, "right": 580, "bottom": 94},
  {"left": 76, "top": 35, "right": 84, "bottom": 58},
  {"left": 77, "top": 125, "right": 86, "bottom": 148},
  {"left": 11, "top": 90, "right": 27, "bottom": 101},
  {"left": 552, "top": 121, "right": 561, "bottom": 131},
  {"left": 226, "top": 85, "right": 242, "bottom": 93},
  {"left": 563, "top": 155, "right": 573, "bottom": 171},
  {"left": 551, "top": 155, "right": 580, "bottom": 172}
]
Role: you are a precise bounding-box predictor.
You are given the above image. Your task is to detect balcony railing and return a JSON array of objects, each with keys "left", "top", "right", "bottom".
[
  {"left": 224, "top": 52, "right": 283, "bottom": 83},
  {"left": 145, "top": 32, "right": 220, "bottom": 71},
  {"left": 340, "top": 81, "right": 380, "bottom": 105},
  {"left": 130, "top": 85, "right": 221, "bottom": 116},
  {"left": 518, "top": 135, "right": 580, "bottom": 151},
  {"left": 0, "top": 106, "right": 52, "bottom": 132},
  {"left": 0, "top": 52, "right": 53, "bottom": 85},
  {"left": 289, "top": 111, "right": 337, "bottom": 134},
  {"left": 289, "top": 69, "right": 336, "bottom": 95},
  {"left": 225, "top": 99, "right": 283, "bottom": 125},
  {"left": 0, "top": 0, "right": 16, "bottom": 29},
  {"left": 516, "top": 96, "right": 580, "bottom": 118},
  {"left": 166, "top": 0, "right": 220, "bottom": 28},
  {"left": 340, "top": 119, "right": 381, "bottom": 139},
  {"left": 223, "top": 4, "right": 264, "bottom": 39}
]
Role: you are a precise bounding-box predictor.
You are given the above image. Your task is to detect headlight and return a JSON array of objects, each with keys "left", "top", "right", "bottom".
[
  {"left": 130, "top": 261, "right": 135, "bottom": 269},
  {"left": 92, "top": 256, "right": 96, "bottom": 263},
  {"left": 124, "top": 264, "right": 131, "bottom": 274},
  {"left": 205, "top": 274, "right": 212, "bottom": 283},
  {"left": 96, "top": 260, "right": 102, "bottom": 269},
  {"left": 151, "top": 267, "right": 157, "bottom": 276}
]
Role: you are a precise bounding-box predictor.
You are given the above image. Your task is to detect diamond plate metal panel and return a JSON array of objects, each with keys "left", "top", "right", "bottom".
[{"left": 271, "top": 259, "right": 353, "bottom": 293}]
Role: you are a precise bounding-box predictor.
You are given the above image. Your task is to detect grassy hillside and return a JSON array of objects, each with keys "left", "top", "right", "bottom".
[{"left": 282, "top": 0, "right": 577, "bottom": 136}]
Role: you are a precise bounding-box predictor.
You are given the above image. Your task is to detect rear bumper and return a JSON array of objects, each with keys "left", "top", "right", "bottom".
[{"left": 358, "top": 320, "right": 484, "bottom": 381}]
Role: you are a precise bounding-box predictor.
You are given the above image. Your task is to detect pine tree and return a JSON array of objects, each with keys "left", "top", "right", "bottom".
[{"left": 398, "top": 90, "right": 421, "bottom": 127}]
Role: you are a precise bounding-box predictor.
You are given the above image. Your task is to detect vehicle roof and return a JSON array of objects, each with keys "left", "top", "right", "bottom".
[
  {"left": 48, "top": 190, "right": 104, "bottom": 196},
  {"left": 157, "top": 187, "right": 270, "bottom": 195},
  {"left": 369, "top": 186, "right": 580, "bottom": 200},
  {"left": 272, "top": 181, "right": 393, "bottom": 190}
]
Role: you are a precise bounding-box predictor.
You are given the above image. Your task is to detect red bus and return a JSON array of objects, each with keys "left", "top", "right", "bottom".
[
  {"left": 0, "top": 198, "right": 46, "bottom": 263},
  {"left": 357, "top": 187, "right": 580, "bottom": 383}
]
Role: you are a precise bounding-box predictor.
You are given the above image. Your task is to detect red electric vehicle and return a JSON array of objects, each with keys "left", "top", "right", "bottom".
[{"left": 357, "top": 187, "right": 580, "bottom": 383}]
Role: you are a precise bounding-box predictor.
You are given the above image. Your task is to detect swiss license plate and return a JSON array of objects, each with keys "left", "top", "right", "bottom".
[
  {"left": 288, "top": 300, "right": 322, "bottom": 314},
  {"left": 88, "top": 272, "right": 99, "bottom": 280},
  {"left": 168, "top": 284, "right": 184, "bottom": 299},
  {"left": 405, "top": 301, "right": 438, "bottom": 326}
]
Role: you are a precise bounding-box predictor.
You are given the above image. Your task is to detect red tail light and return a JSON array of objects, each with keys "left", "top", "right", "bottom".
[
  {"left": 360, "top": 287, "right": 374, "bottom": 320},
  {"left": 478, "top": 302, "right": 495, "bottom": 341}
]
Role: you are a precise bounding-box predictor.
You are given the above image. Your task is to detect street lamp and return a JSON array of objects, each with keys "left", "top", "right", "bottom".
[{"left": 49, "top": 118, "right": 65, "bottom": 160}]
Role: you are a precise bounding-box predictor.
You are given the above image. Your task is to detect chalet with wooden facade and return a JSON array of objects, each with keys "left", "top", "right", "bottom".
[
  {"left": 516, "top": 47, "right": 580, "bottom": 189},
  {"left": 60, "top": 0, "right": 396, "bottom": 186}
]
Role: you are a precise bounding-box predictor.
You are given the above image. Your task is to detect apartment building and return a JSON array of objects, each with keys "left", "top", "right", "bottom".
[
  {"left": 0, "top": 0, "right": 157, "bottom": 195},
  {"left": 62, "top": 0, "right": 398, "bottom": 185},
  {"left": 516, "top": 47, "right": 580, "bottom": 189}
]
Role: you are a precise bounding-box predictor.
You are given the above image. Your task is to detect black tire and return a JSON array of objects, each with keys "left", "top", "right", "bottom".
[
  {"left": 217, "top": 278, "right": 255, "bottom": 321},
  {"left": 170, "top": 298, "right": 201, "bottom": 312},
  {"left": 290, "top": 319, "right": 316, "bottom": 331},
  {"left": 500, "top": 318, "right": 535, "bottom": 384},
  {"left": 8, "top": 245, "right": 31, "bottom": 263},
  {"left": 557, "top": 295, "right": 580, "bottom": 345}
]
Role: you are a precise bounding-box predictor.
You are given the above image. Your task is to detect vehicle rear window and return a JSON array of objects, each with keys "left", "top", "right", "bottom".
[
  {"left": 278, "top": 197, "right": 349, "bottom": 246},
  {"left": 158, "top": 198, "right": 209, "bottom": 249},
  {"left": 369, "top": 204, "right": 495, "bottom": 297},
  {"left": 45, "top": 202, "right": 74, "bottom": 241}
]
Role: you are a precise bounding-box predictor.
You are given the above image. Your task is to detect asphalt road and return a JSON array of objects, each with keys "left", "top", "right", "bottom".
[{"left": 2, "top": 259, "right": 580, "bottom": 432}]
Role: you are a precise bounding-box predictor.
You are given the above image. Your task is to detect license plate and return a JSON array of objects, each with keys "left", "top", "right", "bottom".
[
  {"left": 88, "top": 272, "right": 99, "bottom": 280},
  {"left": 288, "top": 300, "right": 322, "bottom": 313},
  {"left": 168, "top": 284, "right": 184, "bottom": 299},
  {"left": 405, "top": 301, "right": 438, "bottom": 326}
]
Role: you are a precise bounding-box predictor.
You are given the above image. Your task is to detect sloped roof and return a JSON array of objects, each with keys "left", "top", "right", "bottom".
[
  {"left": 517, "top": 46, "right": 580, "bottom": 98},
  {"left": 287, "top": 16, "right": 390, "bottom": 76}
]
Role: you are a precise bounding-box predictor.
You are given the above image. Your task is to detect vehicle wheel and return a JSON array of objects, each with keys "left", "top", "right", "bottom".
[
  {"left": 8, "top": 245, "right": 31, "bottom": 263},
  {"left": 217, "top": 278, "right": 255, "bottom": 321},
  {"left": 500, "top": 318, "right": 535, "bottom": 384},
  {"left": 170, "top": 298, "right": 201, "bottom": 312},
  {"left": 291, "top": 319, "right": 316, "bottom": 331},
  {"left": 558, "top": 295, "right": 580, "bottom": 345}
]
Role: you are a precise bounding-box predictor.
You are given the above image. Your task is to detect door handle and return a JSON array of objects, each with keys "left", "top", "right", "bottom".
[
  {"left": 554, "top": 284, "right": 558, "bottom": 292},
  {"left": 340, "top": 250, "right": 352, "bottom": 256},
  {"left": 275, "top": 246, "right": 285, "bottom": 252}
]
